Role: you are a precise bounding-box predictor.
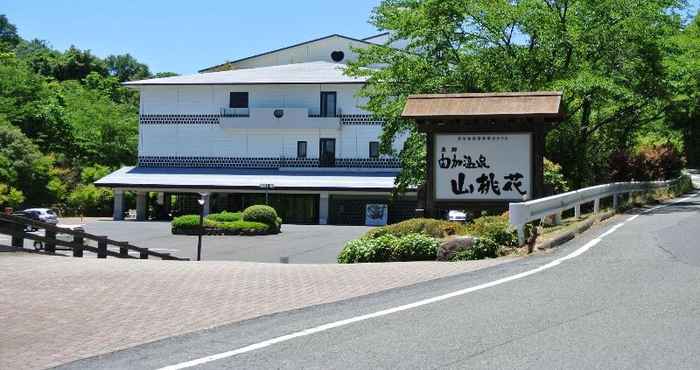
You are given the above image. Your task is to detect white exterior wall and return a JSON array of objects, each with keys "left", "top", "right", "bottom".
[
  {"left": 140, "top": 84, "right": 367, "bottom": 115},
  {"left": 137, "top": 84, "right": 404, "bottom": 161}
]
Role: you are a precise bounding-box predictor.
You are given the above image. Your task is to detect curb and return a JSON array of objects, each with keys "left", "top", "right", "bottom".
[{"left": 536, "top": 209, "right": 616, "bottom": 251}]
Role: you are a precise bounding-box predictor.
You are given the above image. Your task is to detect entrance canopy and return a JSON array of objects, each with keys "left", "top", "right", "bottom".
[{"left": 95, "top": 167, "right": 398, "bottom": 192}]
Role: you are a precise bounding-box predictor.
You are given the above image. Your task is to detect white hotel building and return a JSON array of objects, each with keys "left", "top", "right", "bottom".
[{"left": 96, "top": 34, "right": 416, "bottom": 225}]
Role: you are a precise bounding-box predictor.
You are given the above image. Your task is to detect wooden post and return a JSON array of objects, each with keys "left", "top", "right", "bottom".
[
  {"left": 45, "top": 229, "right": 56, "bottom": 254},
  {"left": 139, "top": 248, "right": 149, "bottom": 259},
  {"left": 11, "top": 222, "right": 23, "bottom": 249},
  {"left": 119, "top": 245, "right": 129, "bottom": 258},
  {"left": 97, "top": 237, "right": 107, "bottom": 259},
  {"left": 73, "top": 234, "right": 84, "bottom": 257}
]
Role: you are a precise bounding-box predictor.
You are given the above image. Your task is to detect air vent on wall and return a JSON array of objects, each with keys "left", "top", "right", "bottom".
[{"left": 331, "top": 50, "right": 345, "bottom": 62}]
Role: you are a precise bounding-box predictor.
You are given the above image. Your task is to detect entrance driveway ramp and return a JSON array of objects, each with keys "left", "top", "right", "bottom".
[{"left": 0, "top": 253, "right": 516, "bottom": 370}]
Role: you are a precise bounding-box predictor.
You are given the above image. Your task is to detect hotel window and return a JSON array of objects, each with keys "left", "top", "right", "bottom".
[
  {"left": 297, "top": 141, "right": 307, "bottom": 158},
  {"left": 229, "top": 92, "right": 249, "bottom": 108},
  {"left": 369, "top": 141, "right": 380, "bottom": 159},
  {"left": 320, "top": 91, "right": 337, "bottom": 117}
]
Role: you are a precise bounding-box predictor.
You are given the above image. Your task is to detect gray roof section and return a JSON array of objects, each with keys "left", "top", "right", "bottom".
[
  {"left": 95, "top": 167, "right": 398, "bottom": 191},
  {"left": 124, "top": 62, "right": 367, "bottom": 86},
  {"left": 199, "top": 34, "right": 378, "bottom": 73}
]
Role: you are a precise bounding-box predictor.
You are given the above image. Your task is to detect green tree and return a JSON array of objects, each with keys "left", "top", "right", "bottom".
[
  {"left": 0, "top": 15, "right": 20, "bottom": 51},
  {"left": 0, "top": 52, "right": 74, "bottom": 155},
  {"left": 105, "top": 53, "right": 151, "bottom": 82},
  {"left": 346, "top": 0, "right": 685, "bottom": 189},
  {"left": 666, "top": 12, "right": 700, "bottom": 166},
  {"left": 60, "top": 80, "right": 138, "bottom": 167},
  {"left": 0, "top": 116, "right": 57, "bottom": 205}
]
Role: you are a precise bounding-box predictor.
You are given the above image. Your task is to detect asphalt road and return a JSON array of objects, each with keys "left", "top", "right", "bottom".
[
  {"left": 53, "top": 222, "right": 370, "bottom": 263},
  {"left": 58, "top": 181, "right": 700, "bottom": 369}
]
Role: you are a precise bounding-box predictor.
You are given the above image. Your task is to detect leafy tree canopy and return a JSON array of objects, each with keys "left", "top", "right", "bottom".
[{"left": 347, "top": 0, "right": 688, "bottom": 189}]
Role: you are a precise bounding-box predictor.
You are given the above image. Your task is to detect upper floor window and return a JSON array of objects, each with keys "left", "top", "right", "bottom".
[
  {"left": 229, "top": 92, "right": 249, "bottom": 108},
  {"left": 320, "top": 91, "right": 337, "bottom": 117},
  {"left": 369, "top": 141, "right": 380, "bottom": 159},
  {"left": 297, "top": 141, "right": 307, "bottom": 158}
]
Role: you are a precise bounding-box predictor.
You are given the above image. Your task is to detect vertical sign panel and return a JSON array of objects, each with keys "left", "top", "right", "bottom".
[{"left": 434, "top": 133, "right": 532, "bottom": 201}]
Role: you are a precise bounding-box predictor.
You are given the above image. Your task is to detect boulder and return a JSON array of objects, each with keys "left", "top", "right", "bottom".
[{"left": 436, "top": 236, "right": 476, "bottom": 261}]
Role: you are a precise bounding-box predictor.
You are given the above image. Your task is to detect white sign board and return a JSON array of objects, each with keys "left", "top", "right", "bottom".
[
  {"left": 434, "top": 133, "right": 532, "bottom": 201},
  {"left": 365, "top": 204, "right": 388, "bottom": 226}
]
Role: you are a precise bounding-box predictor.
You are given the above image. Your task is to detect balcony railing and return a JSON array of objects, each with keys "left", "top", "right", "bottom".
[{"left": 220, "top": 107, "right": 250, "bottom": 117}]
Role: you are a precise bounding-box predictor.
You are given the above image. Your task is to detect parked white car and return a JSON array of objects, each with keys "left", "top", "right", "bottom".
[{"left": 448, "top": 210, "right": 467, "bottom": 222}]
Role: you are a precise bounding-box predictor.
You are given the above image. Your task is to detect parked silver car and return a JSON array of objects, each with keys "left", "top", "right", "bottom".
[{"left": 13, "top": 208, "right": 59, "bottom": 230}]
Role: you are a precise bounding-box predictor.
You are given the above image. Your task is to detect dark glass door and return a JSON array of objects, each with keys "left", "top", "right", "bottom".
[
  {"left": 319, "top": 138, "right": 336, "bottom": 167},
  {"left": 320, "top": 92, "right": 337, "bottom": 117}
]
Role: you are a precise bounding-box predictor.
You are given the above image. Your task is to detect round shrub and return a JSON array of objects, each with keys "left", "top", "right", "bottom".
[
  {"left": 450, "top": 238, "right": 499, "bottom": 261},
  {"left": 242, "top": 205, "right": 279, "bottom": 227},
  {"left": 392, "top": 233, "right": 440, "bottom": 262}
]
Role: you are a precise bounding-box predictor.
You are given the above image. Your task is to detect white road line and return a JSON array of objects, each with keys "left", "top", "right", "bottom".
[{"left": 158, "top": 193, "right": 697, "bottom": 370}]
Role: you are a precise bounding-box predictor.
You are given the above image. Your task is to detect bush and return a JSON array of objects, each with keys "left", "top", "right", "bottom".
[
  {"left": 242, "top": 205, "right": 279, "bottom": 227},
  {"left": 206, "top": 211, "right": 242, "bottom": 223},
  {"left": 392, "top": 233, "right": 441, "bottom": 261},
  {"left": 464, "top": 213, "right": 519, "bottom": 247},
  {"left": 337, "top": 233, "right": 441, "bottom": 264},
  {"left": 450, "top": 238, "right": 499, "bottom": 261},
  {"left": 337, "top": 234, "right": 397, "bottom": 263},
  {"left": 220, "top": 220, "right": 269, "bottom": 235},
  {"left": 365, "top": 218, "right": 466, "bottom": 239},
  {"left": 172, "top": 214, "right": 213, "bottom": 231},
  {"left": 609, "top": 143, "right": 685, "bottom": 182},
  {"left": 544, "top": 158, "right": 570, "bottom": 194}
]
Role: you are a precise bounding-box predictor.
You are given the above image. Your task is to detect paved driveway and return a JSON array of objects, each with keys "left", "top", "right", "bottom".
[{"left": 77, "top": 221, "right": 370, "bottom": 263}]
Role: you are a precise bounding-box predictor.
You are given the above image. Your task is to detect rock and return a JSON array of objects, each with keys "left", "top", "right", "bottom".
[{"left": 436, "top": 236, "right": 476, "bottom": 261}]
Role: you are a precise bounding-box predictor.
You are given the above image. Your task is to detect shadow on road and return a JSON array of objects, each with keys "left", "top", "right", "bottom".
[{"left": 626, "top": 189, "right": 700, "bottom": 216}]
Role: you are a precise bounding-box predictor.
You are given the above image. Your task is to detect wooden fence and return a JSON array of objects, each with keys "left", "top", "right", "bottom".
[{"left": 0, "top": 213, "right": 188, "bottom": 261}]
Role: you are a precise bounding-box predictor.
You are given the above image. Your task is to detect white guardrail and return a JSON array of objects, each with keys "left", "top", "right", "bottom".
[{"left": 508, "top": 177, "right": 683, "bottom": 244}]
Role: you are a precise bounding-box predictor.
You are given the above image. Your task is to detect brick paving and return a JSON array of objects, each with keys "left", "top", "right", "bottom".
[{"left": 0, "top": 253, "right": 516, "bottom": 370}]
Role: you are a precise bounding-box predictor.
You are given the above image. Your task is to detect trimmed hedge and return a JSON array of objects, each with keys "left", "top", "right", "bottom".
[
  {"left": 172, "top": 206, "right": 281, "bottom": 236},
  {"left": 206, "top": 211, "right": 242, "bottom": 223},
  {"left": 364, "top": 218, "right": 466, "bottom": 239},
  {"left": 337, "top": 233, "right": 440, "bottom": 264}
]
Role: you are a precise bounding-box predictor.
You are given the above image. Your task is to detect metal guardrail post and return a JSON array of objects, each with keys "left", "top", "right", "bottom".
[
  {"left": 119, "top": 244, "right": 129, "bottom": 258},
  {"left": 613, "top": 193, "right": 619, "bottom": 209},
  {"left": 594, "top": 198, "right": 600, "bottom": 214},
  {"left": 97, "top": 237, "right": 108, "bottom": 259},
  {"left": 45, "top": 229, "right": 56, "bottom": 254},
  {"left": 574, "top": 203, "right": 581, "bottom": 219},
  {"left": 139, "top": 248, "right": 149, "bottom": 259},
  {"left": 73, "top": 234, "right": 84, "bottom": 257}
]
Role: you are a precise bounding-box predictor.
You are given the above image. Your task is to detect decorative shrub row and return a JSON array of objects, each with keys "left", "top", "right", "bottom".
[
  {"left": 339, "top": 215, "right": 520, "bottom": 264},
  {"left": 172, "top": 205, "right": 281, "bottom": 236}
]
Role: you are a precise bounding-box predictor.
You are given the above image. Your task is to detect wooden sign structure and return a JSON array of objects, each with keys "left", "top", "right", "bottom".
[{"left": 401, "top": 92, "right": 565, "bottom": 218}]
